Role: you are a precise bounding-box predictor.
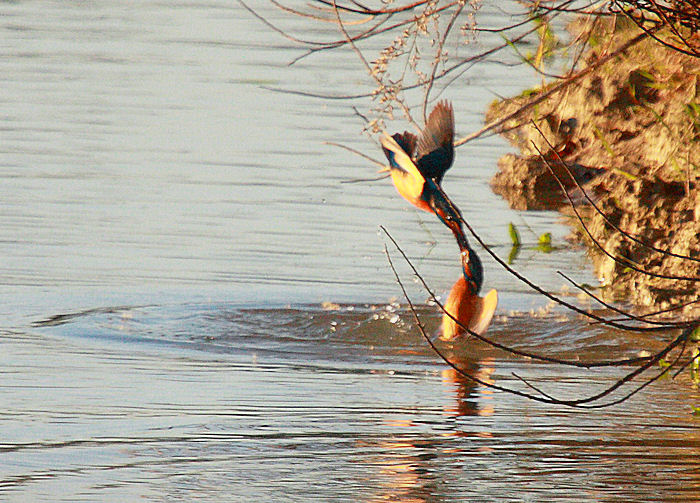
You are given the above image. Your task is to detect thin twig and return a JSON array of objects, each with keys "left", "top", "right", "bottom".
[
  {"left": 324, "top": 141, "right": 386, "bottom": 167},
  {"left": 382, "top": 225, "right": 661, "bottom": 365},
  {"left": 384, "top": 236, "right": 698, "bottom": 407},
  {"left": 557, "top": 271, "right": 684, "bottom": 328}
]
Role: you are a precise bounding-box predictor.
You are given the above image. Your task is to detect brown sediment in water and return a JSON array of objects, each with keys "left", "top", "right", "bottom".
[{"left": 487, "top": 19, "right": 699, "bottom": 318}]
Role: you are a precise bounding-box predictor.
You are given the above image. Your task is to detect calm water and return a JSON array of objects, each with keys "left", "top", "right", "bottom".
[{"left": 2, "top": 1, "right": 700, "bottom": 501}]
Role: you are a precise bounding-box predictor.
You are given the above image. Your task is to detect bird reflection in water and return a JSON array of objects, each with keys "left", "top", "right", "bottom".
[
  {"left": 440, "top": 356, "right": 496, "bottom": 419},
  {"left": 361, "top": 337, "right": 497, "bottom": 501},
  {"left": 363, "top": 358, "right": 496, "bottom": 503},
  {"left": 364, "top": 428, "right": 437, "bottom": 503}
]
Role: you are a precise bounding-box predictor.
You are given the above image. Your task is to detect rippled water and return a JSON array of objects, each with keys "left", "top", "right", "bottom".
[
  {"left": 4, "top": 305, "right": 700, "bottom": 502},
  {"left": 2, "top": 1, "right": 700, "bottom": 501}
]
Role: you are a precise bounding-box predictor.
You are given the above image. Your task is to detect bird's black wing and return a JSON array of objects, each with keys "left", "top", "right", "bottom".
[
  {"left": 392, "top": 131, "right": 417, "bottom": 159},
  {"left": 415, "top": 101, "right": 454, "bottom": 184}
]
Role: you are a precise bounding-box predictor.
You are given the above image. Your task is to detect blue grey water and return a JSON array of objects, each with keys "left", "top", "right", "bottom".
[{"left": 1, "top": 1, "right": 699, "bottom": 501}]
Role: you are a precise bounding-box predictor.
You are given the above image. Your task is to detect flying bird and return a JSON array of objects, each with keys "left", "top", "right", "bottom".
[
  {"left": 380, "top": 101, "right": 467, "bottom": 248},
  {"left": 380, "top": 101, "right": 498, "bottom": 339}
]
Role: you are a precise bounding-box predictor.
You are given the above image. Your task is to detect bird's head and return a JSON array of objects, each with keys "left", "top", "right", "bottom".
[{"left": 461, "top": 247, "right": 483, "bottom": 296}]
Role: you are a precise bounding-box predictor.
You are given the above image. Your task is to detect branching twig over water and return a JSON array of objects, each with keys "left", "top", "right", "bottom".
[
  {"left": 250, "top": 0, "right": 700, "bottom": 406},
  {"left": 383, "top": 234, "right": 698, "bottom": 408}
]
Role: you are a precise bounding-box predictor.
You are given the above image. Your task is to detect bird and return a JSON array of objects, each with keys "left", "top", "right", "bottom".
[
  {"left": 380, "top": 101, "right": 498, "bottom": 339},
  {"left": 439, "top": 247, "right": 498, "bottom": 342},
  {"left": 379, "top": 101, "right": 467, "bottom": 248}
]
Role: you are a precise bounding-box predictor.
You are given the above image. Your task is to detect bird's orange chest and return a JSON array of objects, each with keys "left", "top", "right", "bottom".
[
  {"left": 389, "top": 170, "right": 432, "bottom": 213},
  {"left": 441, "top": 276, "right": 476, "bottom": 340}
]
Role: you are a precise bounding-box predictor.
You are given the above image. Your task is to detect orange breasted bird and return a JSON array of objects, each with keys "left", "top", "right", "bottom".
[
  {"left": 439, "top": 245, "right": 498, "bottom": 342},
  {"left": 379, "top": 101, "right": 498, "bottom": 339},
  {"left": 380, "top": 101, "right": 468, "bottom": 248}
]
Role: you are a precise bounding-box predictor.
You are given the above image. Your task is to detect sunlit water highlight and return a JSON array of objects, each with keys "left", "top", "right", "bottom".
[{"left": 1, "top": 1, "right": 699, "bottom": 501}]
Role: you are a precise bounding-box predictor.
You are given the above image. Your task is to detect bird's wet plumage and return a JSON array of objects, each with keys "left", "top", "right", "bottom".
[
  {"left": 440, "top": 246, "right": 497, "bottom": 341},
  {"left": 440, "top": 278, "right": 498, "bottom": 341}
]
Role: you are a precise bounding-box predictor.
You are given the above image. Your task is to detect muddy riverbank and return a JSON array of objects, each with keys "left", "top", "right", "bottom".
[{"left": 488, "top": 19, "right": 699, "bottom": 317}]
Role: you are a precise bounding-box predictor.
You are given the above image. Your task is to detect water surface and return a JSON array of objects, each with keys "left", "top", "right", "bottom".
[{"left": 1, "top": 1, "right": 699, "bottom": 501}]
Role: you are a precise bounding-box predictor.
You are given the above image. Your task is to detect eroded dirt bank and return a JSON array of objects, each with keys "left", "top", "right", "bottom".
[{"left": 488, "top": 20, "right": 699, "bottom": 317}]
